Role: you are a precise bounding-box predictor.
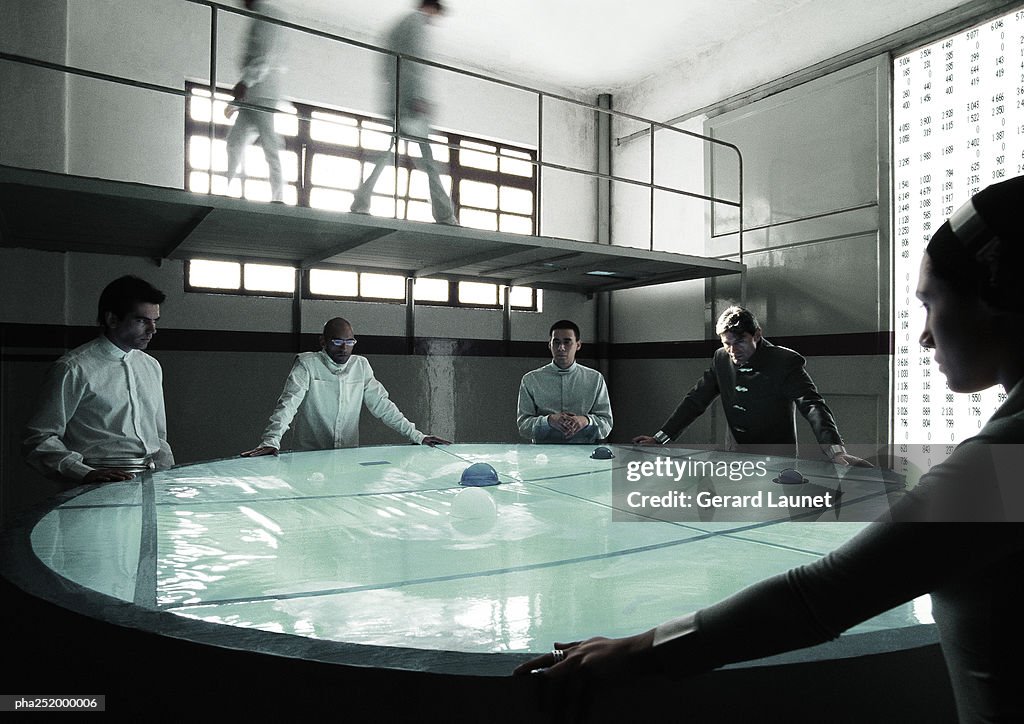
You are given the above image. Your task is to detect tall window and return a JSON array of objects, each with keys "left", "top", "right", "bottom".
[
  {"left": 891, "top": 7, "right": 1022, "bottom": 469},
  {"left": 184, "top": 83, "right": 536, "bottom": 233}
]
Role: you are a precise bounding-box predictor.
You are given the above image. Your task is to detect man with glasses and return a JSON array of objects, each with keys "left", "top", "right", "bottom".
[{"left": 241, "top": 317, "right": 448, "bottom": 456}]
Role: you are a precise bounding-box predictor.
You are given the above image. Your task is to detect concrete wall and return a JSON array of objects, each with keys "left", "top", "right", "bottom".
[
  {"left": 0, "top": 0, "right": 610, "bottom": 524},
  {"left": 0, "top": 246, "right": 598, "bottom": 524},
  {"left": 0, "top": 0, "right": 68, "bottom": 173},
  {"left": 0, "top": 0, "right": 600, "bottom": 241},
  {"left": 1, "top": 1, "right": 899, "bottom": 525},
  {"left": 608, "top": 57, "right": 892, "bottom": 452},
  {"left": 2, "top": 1, "right": 601, "bottom": 240}
]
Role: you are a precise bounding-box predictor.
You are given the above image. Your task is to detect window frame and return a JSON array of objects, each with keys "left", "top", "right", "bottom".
[
  {"left": 183, "top": 83, "right": 540, "bottom": 310},
  {"left": 185, "top": 259, "right": 298, "bottom": 299},
  {"left": 184, "top": 82, "right": 537, "bottom": 231}
]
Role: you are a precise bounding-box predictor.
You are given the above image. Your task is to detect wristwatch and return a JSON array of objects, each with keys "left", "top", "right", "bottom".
[{"left": 653, "top": 431, "right": 671, "bottom": 445}]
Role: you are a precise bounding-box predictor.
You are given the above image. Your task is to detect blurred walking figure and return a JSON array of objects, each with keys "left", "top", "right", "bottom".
[
  {"left": 225, "top": 0, "right": 285, "bottom": 203},
  {"left": 350, "top": 0, "right": 458, "bottom": 225}
]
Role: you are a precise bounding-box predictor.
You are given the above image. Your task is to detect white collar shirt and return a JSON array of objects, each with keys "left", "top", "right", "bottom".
[
  {"left": 260, "top": 352, "right": 424, "bottom": 450},
  {"left": 22, "top": 335, "right": 174, "bottom": 481}
]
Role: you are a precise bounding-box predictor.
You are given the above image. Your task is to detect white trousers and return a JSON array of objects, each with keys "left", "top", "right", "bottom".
[
  {"left": 352, "top": 116, "right": 454, "bottom": 222},
  {"left": 226, "top": 107, "right": 284, "bottom": 202}
]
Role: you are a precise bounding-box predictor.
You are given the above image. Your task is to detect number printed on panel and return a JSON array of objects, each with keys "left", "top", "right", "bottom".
[{"left": 892, "top": 8, "right": 1022, "bottom": 464}]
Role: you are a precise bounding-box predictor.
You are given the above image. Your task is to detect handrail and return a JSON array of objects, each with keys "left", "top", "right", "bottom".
[
  {"left": 184, "top": 0, "right": 740, "bottom": 149},
  {"left": 1, "top": 0, "right": 744, "bottom": 260}
]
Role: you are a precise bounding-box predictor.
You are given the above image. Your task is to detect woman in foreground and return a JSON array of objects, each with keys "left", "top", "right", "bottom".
[{"left": 515, "top": 176, "right": 1024, "bottom": 722}]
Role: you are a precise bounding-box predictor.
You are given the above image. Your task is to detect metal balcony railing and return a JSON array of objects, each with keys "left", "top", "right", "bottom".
[{"left": 0, "top": 0, "right": 744, "bottom": 260}]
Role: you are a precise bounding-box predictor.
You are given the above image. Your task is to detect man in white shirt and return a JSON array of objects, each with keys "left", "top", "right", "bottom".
[
  {"left": 23, "top": 276, "right": 174, "bottom": 483},
  {"left": 225, "top": 0, "right": 285, "bottom": 203},
  {"left": 241, "top": 317, "right": 449, "bottom": 455},
  {"left": 517, "top": 320, "right": 613, "bottom": 443},
  {"left": 349, "top": 0, "right": 458, "bottom": 225}
]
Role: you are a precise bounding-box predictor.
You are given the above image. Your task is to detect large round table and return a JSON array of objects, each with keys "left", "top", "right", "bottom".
[{"left": 1, "top": 444, "right": 950, "bottom": 720}]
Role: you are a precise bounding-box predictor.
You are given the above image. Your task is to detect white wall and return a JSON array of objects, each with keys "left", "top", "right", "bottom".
[
  {"left": 0, "top": 0, "right": 69, "bottom": 173},
  {"left": 41, "top": 0, "right": 599, "bottom": 237},
  {"left": 611, "top": 115, "right": 711, "bottom": 253},
  {"left": 704, "top": 57, "right": 890, "bottom": 333},
  {"left": 609, "top": 115, "right": 712, "bottom": 344},
  {"left": 0, "top": 247, "right": 593, "bottom": 341},
  {"left": 614, "top": 0, "right": 965, "bottom": 125},
  {"left": 610, "top": 57, "right": 890, "bottom": 339},
  {"left": 0, "top": 245, "right": 598, "bottom": 524},
  {"left": 607, "top": 56, "right": 892, "bottom": 450}
]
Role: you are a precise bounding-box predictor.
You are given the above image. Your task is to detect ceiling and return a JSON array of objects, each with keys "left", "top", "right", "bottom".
[{"left": 279, "top": 0, "right": 969, "bottom": 101}]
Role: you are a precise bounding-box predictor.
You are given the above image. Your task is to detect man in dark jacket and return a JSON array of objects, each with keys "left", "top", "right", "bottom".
[{"left": 633, "top": 306, "right": 865, "bottom": 464}]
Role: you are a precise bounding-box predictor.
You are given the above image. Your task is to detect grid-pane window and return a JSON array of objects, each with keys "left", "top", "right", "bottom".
[
  {"left": 308, "top": 269, "right": 358, "bottom": 297},
  {"left": 459, "top": 281, "right": 498, "bottom": 306},
  {"left": 303, "top": 272, "right": 541, "bottom": 311},
  {"left": 187, "top": 260, "right": 295, "bottom": 296},
  {"left": 185, "top": 83, "right": 539, "bottom": 309},
  {"left": 359, "top": 273, "right": 406, "bottom": 300},
  {"left": 186, "top": 87, "right": 301, "bottom": 204},
  {"left": 507, "top": 286, "right": 535, "bottom": 309},
  {"left": 414, "top": 278, "right": 450, "bottom": 302},
  {"left": 244, "top": 263, "right": 294, "bottom": 293},
  {"left": 190, "top": 260, "right": 541, "bottom": 310},
  {"left": 189, "top": 259, "right": 240, "bottom": 289},
  {"left": 184, "top": 83, "right": 536, "bottom": 235}
]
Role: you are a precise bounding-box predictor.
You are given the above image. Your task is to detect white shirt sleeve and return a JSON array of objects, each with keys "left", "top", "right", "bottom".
[
  {"left": 22, "top": 361, "right": 93, "bottom": 481},
  {"left": 361, "top": 367, "right": 424, "bottom": 444},
  {"left": 154, "top": 364, "right": 175, "bottom": 468},
  {"left": 22, "top": 341, "right": 172, "bottom": 481},
  {"left": 260, "top": 357, "right": 311, "bottom": 449},
  {"left": 587, "top": 375, "right": 614, "bottom": 440},
  {"left": 516, "top": 374, "right": 546, "bottom": 441},
  {"left": 240, "top": 16, "right": 279, "bottom": 89}
]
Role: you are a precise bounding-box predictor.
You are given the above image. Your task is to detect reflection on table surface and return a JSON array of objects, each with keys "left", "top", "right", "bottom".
[{"left": 30, "top": 444, "right": 928, "bottom": 654}]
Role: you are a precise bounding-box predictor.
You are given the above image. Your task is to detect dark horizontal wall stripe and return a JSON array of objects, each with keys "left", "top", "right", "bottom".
[
  {"left": 0, "top": 323, "right": 96, "bottom": 349},
  {"left": 413, "top": 338, "right": 546, "bottom": 358},
  {"left": 0, "top": 353, "right": 63, "bottom": 363},
  {"left": 614, "top": 332, "right": 893, "bottom": 359},
  {"left": 611, "top": 339, "right": 721, "bottom": 360},
  {"left": 156, "top": 328, "right": 302, "bottom": 353},
  {"left": 770, "top": 332, "right": 894, "bottom": 357},
  {"left": 0, "top": 324, "right": 894, "bottom": 359},
  {"left": 0, "top": 323, "right": 302, "bottom": 354}
]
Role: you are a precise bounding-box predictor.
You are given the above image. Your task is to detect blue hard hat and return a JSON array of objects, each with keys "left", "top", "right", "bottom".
[{"left": 460, "top": 462, "right": 500, "bottom": 487}]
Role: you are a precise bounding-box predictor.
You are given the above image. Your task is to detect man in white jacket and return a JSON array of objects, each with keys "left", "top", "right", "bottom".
[
  {"left": 517, "top": 320, "right": 613, "bottom": 443},
  {"left": 241, "top": 317, "right": 448, "bottom": 456}
]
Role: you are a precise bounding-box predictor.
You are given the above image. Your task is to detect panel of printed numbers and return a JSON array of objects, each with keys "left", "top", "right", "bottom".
[{"left": 892, "top": 8, "right": 1023, "bottom": 474}]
